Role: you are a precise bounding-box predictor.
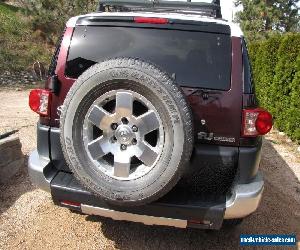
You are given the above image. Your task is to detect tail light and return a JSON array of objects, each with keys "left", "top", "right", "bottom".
[
  {"left": 29, "top": 89, "right": 51, "bottom": 116},
  {"left": 134, "top": 17, "right": 169, "bottom": 24},
  {"left": 242, "top": 108, "right": 273, "bottom": 137}
]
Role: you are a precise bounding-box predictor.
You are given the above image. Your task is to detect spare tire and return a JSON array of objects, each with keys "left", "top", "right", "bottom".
[{"left": 60, "top": 58, "right": 193, "bottom": 206}]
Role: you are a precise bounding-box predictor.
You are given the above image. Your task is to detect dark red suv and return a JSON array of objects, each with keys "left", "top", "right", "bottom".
[{"left": 28, "top": 0, "right": 272, "bottom": 230}]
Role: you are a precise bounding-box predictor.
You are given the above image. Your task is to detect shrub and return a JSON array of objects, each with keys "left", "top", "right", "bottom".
[{"left": 249, "top": 33, "right": 300, "bottom": 142}]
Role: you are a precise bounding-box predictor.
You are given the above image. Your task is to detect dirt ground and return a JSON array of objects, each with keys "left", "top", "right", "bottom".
[{"left": 0, "top": 89, "right": 299, "bottom": 250}]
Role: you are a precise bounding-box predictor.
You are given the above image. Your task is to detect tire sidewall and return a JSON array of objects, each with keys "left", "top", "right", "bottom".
[{"left": 61, "top": 59, "right": 192, "bottom": 205}]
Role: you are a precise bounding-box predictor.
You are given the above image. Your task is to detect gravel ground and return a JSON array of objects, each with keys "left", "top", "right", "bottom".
[{"left": 0, "top": 89, "right": 299, "bottom": 250}]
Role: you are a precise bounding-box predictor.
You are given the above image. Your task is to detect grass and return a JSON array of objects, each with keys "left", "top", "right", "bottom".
[
  {"left": 0, "top": 2, "right": 19, "bottom": 13},
  {"left": 0, "top": 2, "right": 52, "bottom": 73}
]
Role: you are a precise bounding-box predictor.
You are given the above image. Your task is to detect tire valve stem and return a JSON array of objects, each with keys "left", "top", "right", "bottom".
[{"left": 120, "top": 144, "right": 127, "bottom": 151}]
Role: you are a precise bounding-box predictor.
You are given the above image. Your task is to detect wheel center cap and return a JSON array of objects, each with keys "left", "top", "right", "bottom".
[{"left": 115, "top": 125, "right": 134, "bottom": 144}]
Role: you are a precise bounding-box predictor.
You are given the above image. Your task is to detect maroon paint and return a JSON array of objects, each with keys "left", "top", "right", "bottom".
[
  {"left": 182, "top": 37, "right": 243, "bottom": 146},
  {"left": 48, "top": 27, "right": 76, "bottom": 127},
  {"left": 44, "top": 30, "right": 243, "bottom": 147}
]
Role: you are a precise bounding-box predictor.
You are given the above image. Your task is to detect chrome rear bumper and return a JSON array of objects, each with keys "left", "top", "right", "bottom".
[{"left": 224, "top": 172, "right": 264, "bottom": 219}]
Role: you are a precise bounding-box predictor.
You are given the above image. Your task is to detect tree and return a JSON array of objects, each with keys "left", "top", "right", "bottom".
[
  {"left": 18, "top": 0, "right": 98, "bottom": 44},
  {"left": 234, "top": 0, "right": 300, "bottom": 41}
]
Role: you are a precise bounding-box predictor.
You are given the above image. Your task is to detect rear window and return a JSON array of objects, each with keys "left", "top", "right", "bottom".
[{"left": 66, "top": 26, "right": 232, "bottom": 90}]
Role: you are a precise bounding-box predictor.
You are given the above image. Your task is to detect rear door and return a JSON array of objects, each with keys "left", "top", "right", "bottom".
[{"left": 64, "top": 18, "right": 243, "bottom": 146}]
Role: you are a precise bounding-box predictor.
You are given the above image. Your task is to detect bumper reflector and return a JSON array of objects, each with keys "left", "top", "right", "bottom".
[{"left": 60, "top": 200, "right": 81, "bottom": 208}]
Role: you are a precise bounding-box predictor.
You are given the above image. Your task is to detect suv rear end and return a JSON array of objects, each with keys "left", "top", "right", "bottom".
[{"left": 28, "top": 2, "right": 272, "bottom": 230}]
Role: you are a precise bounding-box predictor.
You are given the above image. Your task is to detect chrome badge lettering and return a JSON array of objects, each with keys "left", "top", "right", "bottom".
[
  {"left": 198, "top": 132, "right": 214, "bottom": 141},
  {"left": 214, "top": 136, "right": 236, "bottom": 143},
  {"left": 198, "top": 132, "right": 235, "bottom": 143}
]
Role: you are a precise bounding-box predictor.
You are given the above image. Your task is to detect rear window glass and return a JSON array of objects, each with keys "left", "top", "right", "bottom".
[{"left": 66, "top": 26, "right": 232, "bottom": 90}]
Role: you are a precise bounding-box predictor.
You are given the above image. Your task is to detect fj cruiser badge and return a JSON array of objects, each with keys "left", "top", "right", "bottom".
[
  {"left": 198, "top": 132, "right": 235, "bottom": 143},
  {"left": 198, "top": 132, "right": 214, "bottom": 141}
]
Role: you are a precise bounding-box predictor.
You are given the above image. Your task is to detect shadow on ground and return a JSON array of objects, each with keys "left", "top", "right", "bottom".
[
  {"left": 86, "top": 140, "right": 300, "bottom": 249},
  {"left": 0, "top": 156, "right": 36, "bottom": 215}
]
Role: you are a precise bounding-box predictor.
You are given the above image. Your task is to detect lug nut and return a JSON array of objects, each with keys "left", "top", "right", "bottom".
[
  {"left": 132, "top": 125, "right": 138, "bottom": 132},
  {"left": 111, "top": 123, "right": 118, "bottom": 130},
  {"left": 120, "top": 144, "right": 127, "bottom": 151}
]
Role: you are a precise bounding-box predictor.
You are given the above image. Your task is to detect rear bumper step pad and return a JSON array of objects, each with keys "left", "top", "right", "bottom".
[{"left": 51, "top": 172, "right": 226, "bottom": 229}]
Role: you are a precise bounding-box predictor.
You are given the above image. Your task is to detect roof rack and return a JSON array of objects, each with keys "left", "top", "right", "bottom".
[{"left": 97, "top": 0, "right": 222, "bottom": 18}]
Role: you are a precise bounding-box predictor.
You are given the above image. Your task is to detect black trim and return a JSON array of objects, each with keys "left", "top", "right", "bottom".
[
  {"left": 36, "top": 123, "right": 262, "bottom": 199},
  {"left": 49, "top": 75, "right": 60, "bottom": 95},
  {"left": 34, "top": 123, "right": 263, "bottom": 228},
  {"left": 37, "top": 123, "right": 50, "bottom": 159},
  {"left": 180, "top": 144, "right": 238, "bottom": 194},
  {"left": 51, "top": 171, "right": 225, "bottom": 229},
  {"left": 75, "top": 17, "right": 230, "bottom": 34},
  {"left": 48, "top": 29, "right": 65, "bottom": 77},
  {"left": 37, "top": 124, "right": 262, "bottom": 187},
  {"left": 237, "top": 137, "right": 262, "bottom": 184},
  {"left": 242, "top": 93, "right": 257, "bottom": 108},
  {"left": 49, "top": 127, "right": 69, "bottom": 172},
  {"left": 242, "top": 38, "right": 254, "bottom": 94}
]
